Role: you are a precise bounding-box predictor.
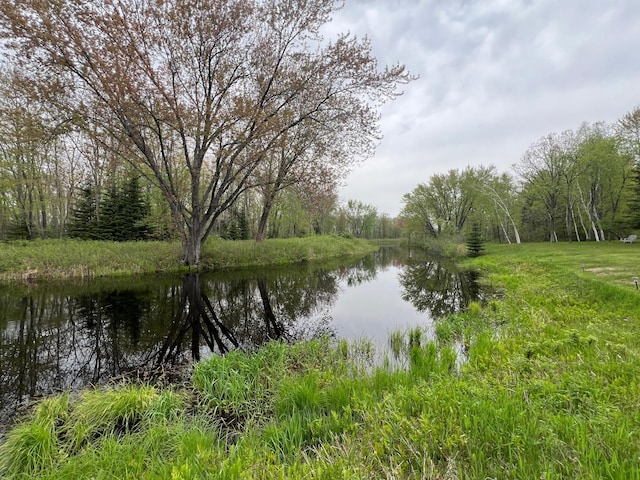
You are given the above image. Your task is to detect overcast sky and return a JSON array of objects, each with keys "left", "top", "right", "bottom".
[{"left": 325, "top": 0, "right": 640, "bottom": 216}]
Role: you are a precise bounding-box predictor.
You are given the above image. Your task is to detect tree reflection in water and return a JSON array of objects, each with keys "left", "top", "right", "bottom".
[
  {"left": 0, "top": 248, "right": 484, "bottom": 429},
  {"left": 0, "top": 262, "right": 346, "bottom": 428},
  {"left": 155, "top": 274, "right": 239, "bottom": 364},
  {"left": 398, "top": 255, "right": 483, "bottom": 318}
]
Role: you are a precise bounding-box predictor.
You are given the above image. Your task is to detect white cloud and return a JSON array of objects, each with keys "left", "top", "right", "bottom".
[{"left": 330, "top": 0, "right": 640, "bottom": 215}]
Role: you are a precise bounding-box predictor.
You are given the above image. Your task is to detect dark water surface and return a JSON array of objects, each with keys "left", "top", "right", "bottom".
[{"left": 0, "top": 247, "right": 485, "bottom": 428}]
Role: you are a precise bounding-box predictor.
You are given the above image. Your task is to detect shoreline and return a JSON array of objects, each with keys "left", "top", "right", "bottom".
[
  {"left": 0, "top": 236, "right": 380, "bottom": 284},
  {"left": 2, "top": 243, "right": 638, "bottom": 477}
]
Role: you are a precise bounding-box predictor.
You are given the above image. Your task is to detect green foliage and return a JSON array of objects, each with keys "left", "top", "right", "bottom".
[
  {"left": 68, "top": 177, "right": 153, "bottom": 242},
  {"left": 67, "top": 183, "right": 100, "bottom": 240},
  {"left": 100, "top": 176, "right": 153, "bottom": 241},
  {"left": 342, "top": 199, "right": 378, "bottom": 239},
  {"left": 628, "top": 165, "right": 640, "bottom": 229},
  {"left": 465, "top": 222, "right": 485, "bottom": 257},
  {"left": 401, "top": 166, "right": 500, "bottom": 242},
  {"left": 5, "top": 218, "right": 33, "bottom": 241},
  {"left": 222, "top": 209, "right": 251, "bottom": 240},
  {"left": 515, "top": 125, "right": 635, "bottom": 242}
]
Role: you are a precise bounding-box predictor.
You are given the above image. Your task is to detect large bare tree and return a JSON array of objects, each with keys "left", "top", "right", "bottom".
[{"left": 0, "top": 0, "right": 412, "bottom": 264}]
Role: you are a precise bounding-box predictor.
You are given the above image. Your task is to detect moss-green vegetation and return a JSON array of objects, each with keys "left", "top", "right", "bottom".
[
  {"left": 0, "top": 236, "right": 377, "bottom": 283},
  {"left": 1, "top": 242, "right": 639, "bottom": 478}
]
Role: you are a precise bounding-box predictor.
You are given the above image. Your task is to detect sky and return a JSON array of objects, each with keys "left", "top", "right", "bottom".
[{"left": 325, "top": 0, "right": 640, "bottom": 216}]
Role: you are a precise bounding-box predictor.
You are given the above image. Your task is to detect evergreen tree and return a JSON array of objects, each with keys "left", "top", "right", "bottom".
[
  {"left": 6, "top": 218, "right": 31, "bottom": 240},
  {"left": 466, "top": 222, "right": 485, "bottom": 257},
  {"left": 122, "top": 176, "right": 152, "bottom": 240},
  {"left": 98, "top": 183, "right": 123, "bottom": 240},
  {"left": 68, "top": 177, "right": 152, "bottom": 241},
  {"left": 67, "top": 183, "right": 99, "bottom": 239},
  {"left": 237, "top": 209, "right": 250, "bottom": 240},
  {"left": 227, "top": 219, "right": 240, "bottom": 240},
  {"left": 98, "top": 177, "right": 152, "bottom": 241}
]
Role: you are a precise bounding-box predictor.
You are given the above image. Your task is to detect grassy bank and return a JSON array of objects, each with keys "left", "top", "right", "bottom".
[
  {"left": 0, "top": 236, "right": 377, "bottom": 283},
  {"left": 1, "top": 242, "right": 639, "bottom": 478}
]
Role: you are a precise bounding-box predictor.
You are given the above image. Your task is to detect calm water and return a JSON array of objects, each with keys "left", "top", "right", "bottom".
[{"left": 0, "top": 247, "right": 485, "bottom": 428}]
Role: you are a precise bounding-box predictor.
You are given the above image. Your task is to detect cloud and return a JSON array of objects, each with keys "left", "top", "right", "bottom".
[{"left": 329, "top": 0, "right": 640, "bottom": 215}]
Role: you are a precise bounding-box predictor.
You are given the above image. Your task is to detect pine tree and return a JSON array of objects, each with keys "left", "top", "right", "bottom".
[
  {"left": 68, "top": 183, "right": 100, "bottom": 239},
  {"left": 466, "top": 222, "right": 485, "bottom": 258},
  {"left": 98, "top": 177, "right": 153, "bottom": 241}
]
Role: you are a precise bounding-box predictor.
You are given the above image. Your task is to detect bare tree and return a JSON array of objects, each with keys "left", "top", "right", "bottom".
[{"left": 0, "top": 0, "right": 412, "bottom": 264}]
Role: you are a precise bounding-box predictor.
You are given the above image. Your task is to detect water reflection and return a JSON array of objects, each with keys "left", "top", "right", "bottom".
[
  {"left": 0, "top": 248, "right": 484, "bottom": 429},
  {"left": 399, "top": 257, "right": 483, "bottom": 318}
]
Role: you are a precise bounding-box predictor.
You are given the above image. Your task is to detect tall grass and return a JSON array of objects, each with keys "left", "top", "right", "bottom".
[
  {"left": 1, "top": 242, "right": 639, "bottom": 478},
  {"left": 0, "top": 235, "right": 377, "bottom": 283}
]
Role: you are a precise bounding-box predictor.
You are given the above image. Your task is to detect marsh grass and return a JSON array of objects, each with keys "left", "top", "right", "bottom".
[
  {"left": 0, "top": 235, "right": 377, "bottom": 283},
  {"left": 2, "top": 242, "right": 640, "bottom": 478},
  {"left": 0, "top": 395, "right": 69, "bottom": 475}
]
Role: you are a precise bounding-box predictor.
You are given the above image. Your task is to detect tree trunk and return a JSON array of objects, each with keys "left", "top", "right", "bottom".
[
  {"left": 182, "top": 225, "right": 203, "bottom": 266},
  {"left": 512, "top": 224, "right": 521, "bottom": 244},
  {"left": 257, "top": 278, "right": 284, "bottom": 340},
  {"left": 256, "top": 194, "right": 275, "bottom": 243},
  {"left": 499, "top": 219, "right": 511, "bottom": 244},
  {"left": 548, "top": 212, "right": 558, "bottom": 242},
  {"left": 256, "top": 204, "right": 271, "bottom": 242}
]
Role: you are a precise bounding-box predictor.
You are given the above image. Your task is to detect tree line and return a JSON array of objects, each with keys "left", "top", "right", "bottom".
[
  {"left": 401, "top": 108, "right": 640, "bottom": 244},
  {"left": 0, "top": 0, "right": 413, "bottom": 264},
  {"left": 2, "top": 1, "right": 636, "bottom": 253}
]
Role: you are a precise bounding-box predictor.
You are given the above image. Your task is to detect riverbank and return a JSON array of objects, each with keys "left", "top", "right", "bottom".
[
  {"left": 0, "top": 236, "right": 378, "bottom": 283},
  {"left": 1, "top": 242, "right": 639, "bottom": 478}
]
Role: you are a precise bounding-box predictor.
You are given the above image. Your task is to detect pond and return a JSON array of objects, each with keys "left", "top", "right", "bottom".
[{"left": 0, "top": 247, "right": 487, "bottom": 429}]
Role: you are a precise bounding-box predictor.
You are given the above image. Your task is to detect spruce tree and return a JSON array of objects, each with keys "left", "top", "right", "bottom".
[
  {"left": 237, "top": 210, "right": 250, "bottom": 240},
  {"left": 466, "top": 222, "right": 485, "bottom": 258},
  {"left": 98, "top": 183, "right": 122, "bottom": 240},
  {"left": 68, "top": 184, "right": 100, "bottom": 239},
  {"left": 98, "top": 177, "right": 152, "bottom": 241},
  {"left": 122, "top": 176, "right": 152, "bottom": 240}
]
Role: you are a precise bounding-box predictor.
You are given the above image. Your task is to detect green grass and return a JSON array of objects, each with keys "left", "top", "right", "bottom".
[
  {"left": 0, "top": 235, "right": 377, "bottom": 283},
  {"left": 200, "top": 236, "right": 377, "bottom": 270},
  {"left": 1, "top": 241, "right": 640, "bottom": 478}
]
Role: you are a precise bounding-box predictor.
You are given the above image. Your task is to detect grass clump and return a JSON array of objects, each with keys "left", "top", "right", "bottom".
[
  {"left": 0, "top": 386, "right": 187, "bottom": 478},
  {"left": 67, "top": 385, "right": 163, "bottom": 448},
  {"left": 0, "top": 395, "right": 70, "bottom": 475}
]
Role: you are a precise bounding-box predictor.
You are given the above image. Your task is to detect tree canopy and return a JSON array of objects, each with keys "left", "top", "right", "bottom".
[
  {"left": 0, "top": 0, "right": 413, "bottom": 263},
  {"left": 401, "top": 115, "right": 638, "bottom": 246}
]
